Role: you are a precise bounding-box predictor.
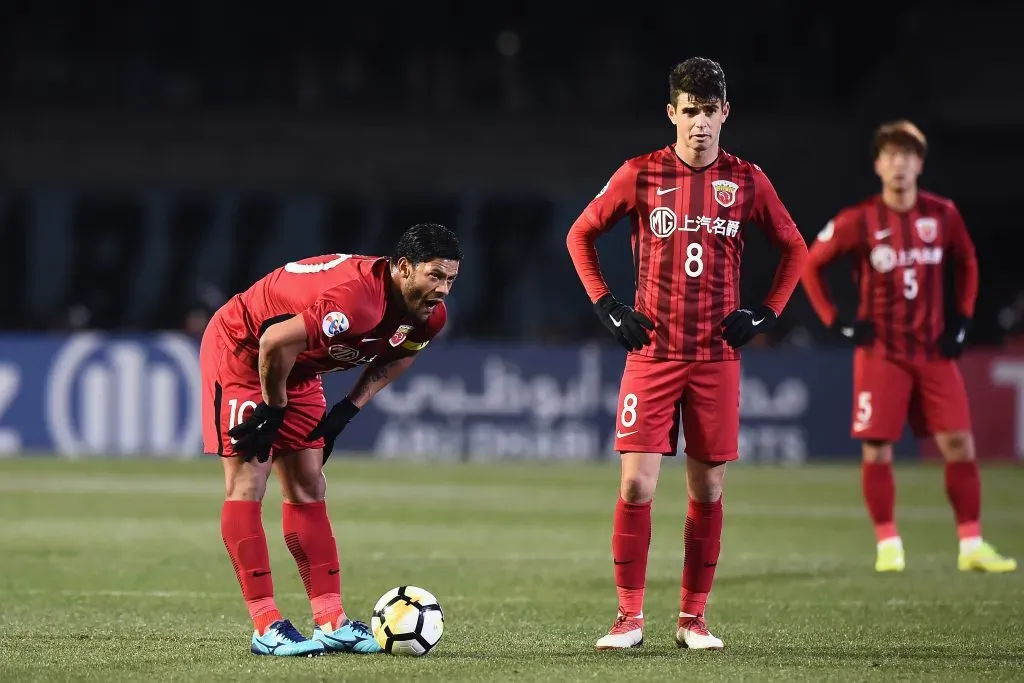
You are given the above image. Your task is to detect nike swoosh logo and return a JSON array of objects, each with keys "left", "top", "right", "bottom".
[
  {"left": 609, "top": 315, "right": 622, "bottom": 328},
  {"left": 752, "top": 316, "right": 765, "bottom": 326},
  {"left": 616, "top": 430, "right": 638, "bottom": 438},
  {"left": 361, "top": 338, "right": 381, "bottom": 342},
  {"left": 253, "top": 570, "right": 271, "bottom": 577},
  {"left": 613, "top": 559, "right": 633, "bottom": 565},
  {"left": 328, "top": 569, "right": 340, "bottom": 575},
  {"left": 956, "top": 329, "right": 966, "bottom": 343},
  {"left": 656, "top": 186, "right": 679, "bottom": 195},
  {"left": 874, "top": 229, "right": 892, "bottom": 239}
]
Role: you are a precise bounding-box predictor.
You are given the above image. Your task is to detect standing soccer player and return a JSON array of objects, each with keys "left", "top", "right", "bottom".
[
  {"left": 801, "top": 120, "right": 1016, "bottom": 573},
  {"left": 566, "top": 57, "right": 808, "bottom": 650},
  {"left": 200, "top": 223, "right": 462, "bottom": 656}
]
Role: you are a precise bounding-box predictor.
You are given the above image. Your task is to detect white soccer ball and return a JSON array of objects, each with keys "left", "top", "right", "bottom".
[{"left": 371, "top": 585, "right": 445, "bottom": 656}]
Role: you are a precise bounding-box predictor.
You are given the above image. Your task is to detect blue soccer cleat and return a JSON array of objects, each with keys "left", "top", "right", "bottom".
[
  {"left": 250, "top": 619, "right": 326, "bottom": 657},
  {"left": 312, "top": 618, "right": 382, "bottom": 654}
]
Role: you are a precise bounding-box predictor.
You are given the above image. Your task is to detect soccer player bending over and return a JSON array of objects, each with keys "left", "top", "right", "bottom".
[
  {"left": 566, "top": 57, "right": 807, "bottom": 650},
  {"left": 199, "top": 224, "right": 462, "bottom": 656},
  {"left": 801, "top": 120, "right": 1015, "bottom": 574}
]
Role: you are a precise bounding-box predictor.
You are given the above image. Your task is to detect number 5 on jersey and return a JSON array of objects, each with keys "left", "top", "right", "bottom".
[{"left": 617, "top": 393, "right": 639, "bottom": 438}]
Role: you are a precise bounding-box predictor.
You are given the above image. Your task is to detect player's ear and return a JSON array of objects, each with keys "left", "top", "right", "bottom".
[
  {"left": 666, "top": 102, "right": 678, "bottom": 125},
  {"left": 720, "top": 101, "right": 730, "bottom": 122}
]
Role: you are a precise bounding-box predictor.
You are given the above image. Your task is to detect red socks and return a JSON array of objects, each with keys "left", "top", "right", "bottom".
[
  {"left": 862, "top": 461, "right": 899, "bottom": 542},
  {"left": 282, "top": 500, "right": 346, "bottom": 629},
  {"left": 612, "top": 498, "right": 652, "bottom": 617},
  {"left": 945, "top": 460, "right": 982, "bottom": 540},
  {"left": 221, "top": 500, "right": 283, "bottom": 634},
  {"left": 680, "top": 497, "right": 723, "bottom": 618}
]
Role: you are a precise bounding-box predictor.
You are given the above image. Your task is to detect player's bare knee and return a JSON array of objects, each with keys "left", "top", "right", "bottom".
[
  {"left": 936, "top": 431, "right": 974, "bottom": 461},
  {"left": 685, "top": 458, "right": 726, "bottom": 503},
  {"left": 861, "top": 441, "right": 893, "bottom": 463},
  {"left": 223, "top": 459, "right": 269, "bottom": 501},
  {"left": 620, "top": 474, "right": 656, "bottom": 504}
]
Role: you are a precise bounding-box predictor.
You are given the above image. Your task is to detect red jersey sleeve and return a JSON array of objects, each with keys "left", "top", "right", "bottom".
[
  {"left": 749, "top": 166, "right": 808, "bottom": 316},
  {"left": 399, "top": 303, "right": 448, "bottom": 354},
  {"left": 800, "top": 210, "right": 862, "bottom": 327},
  {"left": 300, "top": 281, "right": 377, "bottom": 352},
  {"left": 565, "top": 162, "right": 639, "bottom": 303},
  {"left": 945, "top": 202, "right": 979, "bottom": 318}
]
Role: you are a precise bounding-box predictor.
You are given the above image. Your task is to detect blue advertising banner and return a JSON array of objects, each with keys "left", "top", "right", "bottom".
[{"left": 0, "top": 333, "right": 919, "bottom": 461}]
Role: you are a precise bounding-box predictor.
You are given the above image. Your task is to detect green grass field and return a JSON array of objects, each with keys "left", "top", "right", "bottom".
[{"left": 0, "top": 456, "right": 1021, "bottom": 682}]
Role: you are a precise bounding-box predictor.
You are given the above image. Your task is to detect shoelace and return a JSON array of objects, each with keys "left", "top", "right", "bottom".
[
  {"left": 346, "top": 619, "right": 373, "bottom": 637},
  {"left": 273, "top": 619, "right": 307, "bottom": 643}
]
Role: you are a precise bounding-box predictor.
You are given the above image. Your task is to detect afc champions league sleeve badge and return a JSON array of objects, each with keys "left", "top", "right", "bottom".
[{"left": 322, "top": 311, "right": 350, "bottom": 338}]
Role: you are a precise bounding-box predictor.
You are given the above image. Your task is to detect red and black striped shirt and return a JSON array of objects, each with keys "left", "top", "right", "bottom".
[
  {"left": 801, "top": 191, "right": 978, "bottom": 361},
  {"left": 567, "top": 146, "right": 807, "bottom": 361}
]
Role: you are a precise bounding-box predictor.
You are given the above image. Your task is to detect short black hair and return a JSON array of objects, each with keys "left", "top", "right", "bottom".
[
  {"left": 393, "top": 223, "right": 463, "bottom": 264},
  {"left": 669, "top": 57, "right": 727, "bottom": 106}
]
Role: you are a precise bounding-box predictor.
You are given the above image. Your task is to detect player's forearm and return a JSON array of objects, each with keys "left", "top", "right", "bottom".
[
  {"left": 799, "top": 257, "right": 838, "bottom": 326},
  {"left": 762, "top": 232, "right": 808, "bottom": 316},
  {"left": 566, "top": 219, "right": 611, "bottom": 302},
  {"left": 954, "top": 253, "right": 979, "bottom": 318},
  {"left": 347, "top": 356, "right": 415, "bottom": 408},
  {"left": 258, "top": 339, "right": 302, "bottom": 408}
]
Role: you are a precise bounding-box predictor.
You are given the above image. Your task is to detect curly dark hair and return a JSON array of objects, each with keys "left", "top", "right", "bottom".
[
  {"left": 393, "top": 223, "right": 463, "bottom": 264},
  {"left": 669, "top": 57, "right": 727, "bottom": 106}
]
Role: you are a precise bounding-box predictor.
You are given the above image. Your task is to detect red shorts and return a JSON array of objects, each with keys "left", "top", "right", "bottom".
[
  {"left": 614, "top": 355, "right": 740, "bottom": 462},
  {"left": 851, "top": 348, "right": 971, "bottom": 442},
  {"left": 200, "top": 314, "right": 326, "bottom": 457}
]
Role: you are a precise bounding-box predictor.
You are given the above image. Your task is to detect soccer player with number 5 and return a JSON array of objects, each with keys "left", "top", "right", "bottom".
[
  {"left": 801, "top": 120, "right": 1015, "bottom": 574},
  {"left": 566, "top": 57, "right": 807, "bottom": 650},
  {"left": 199, "top": 223, "right": 462, "bottom": 656}
]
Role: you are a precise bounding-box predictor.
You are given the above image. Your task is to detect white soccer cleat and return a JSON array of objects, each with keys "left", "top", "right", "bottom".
[
  {"left": 595, "top": 609, "right": 644, "bottom": 650},
  {"left": 675, "top": 613, "right": 724, "bottom": 650}
]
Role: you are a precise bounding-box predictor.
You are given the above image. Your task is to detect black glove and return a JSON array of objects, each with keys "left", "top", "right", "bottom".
[
  {"left": 831, "top": 318, "right": 876, "bottom": 346},
  {"left": 939, "top": 314, "right": 971, "bottom": 359},
  {"left": 308, "top": 397, "right": 361, "bottom": 463},
  {"left": 226, "top": 403, "right": 286, "bottom": 463},
  {"left": 594, "top": 293, "right": 655, "bottom": 352},
  {"left": 721, "top": 305, "right": 777, "bottom": 349}
]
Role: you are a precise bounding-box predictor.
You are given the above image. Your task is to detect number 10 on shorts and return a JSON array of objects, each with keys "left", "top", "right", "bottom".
[{"left": 227, "top": 398, "right": 258, "bottom": 444}]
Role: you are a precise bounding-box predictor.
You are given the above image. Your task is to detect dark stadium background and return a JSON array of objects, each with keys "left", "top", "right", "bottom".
[{"left": 2, "top": 1, "right": 1022, "bottom": 348}]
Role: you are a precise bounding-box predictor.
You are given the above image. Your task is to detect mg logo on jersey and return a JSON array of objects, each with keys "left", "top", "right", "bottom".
[
  {"left": 328, "top": 345, "right": 362, "bottom": 362},
  {"left": 915, "top": 217, "right": 938, "bottom": 243},
  {"left": 712, "top": 180, "right": 739, "bottom": 208},
  {"left": 870, "top": 245, "right": 898, "bottom": 273},
  {"left": 45, "top": 334, "right": 201, "bottom": 456},
  {"left": 649, "top": 207, "right": 678, "bottom": 239}
]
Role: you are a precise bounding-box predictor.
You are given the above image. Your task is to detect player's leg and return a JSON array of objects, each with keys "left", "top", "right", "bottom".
[
  {"left": 202, "top": 325, "right": 324, "bottom": 657},
  {"left": 596, "top": 355, "right": 682, "bottom": 650},
  {"left": 673, "top": 359, "right": 739, "bottom": 650},
  {"left": 272, "top": 386, "right": 381, "bottom": 654},
  {"left": 914, "top": 361, "right": 1016, "bottom": 572},
  {"left": 852, "top": 349, "right": 913, "bottom": 572}
]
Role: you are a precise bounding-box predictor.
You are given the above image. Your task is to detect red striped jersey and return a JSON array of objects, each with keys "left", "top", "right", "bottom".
[
  {"left": 567, "top": 146, "right": 807, "bottom": 361},
  {"left": 801, "top": 191, "right": 978, "bottom": 361}
]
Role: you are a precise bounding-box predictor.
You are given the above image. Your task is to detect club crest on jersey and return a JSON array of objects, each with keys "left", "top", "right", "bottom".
[
  {"left": 915, "top": 217, "right": 938, "bottom": 243},
  {"left": 389, "top": 324, "right": 414, "bottom": 347},
  {"left": 712, "top": 180, "right": 739, "bottom": 208},
  {"left": 321, "top": 311, "right": 349, "bottom": 337}
]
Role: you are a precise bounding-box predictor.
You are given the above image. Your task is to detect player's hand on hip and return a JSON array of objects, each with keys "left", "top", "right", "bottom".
[
  {"left": 593, "top": 294, "right": 655, "bottom": 352},
  {"left": 721, "top": 305, "right": 777, "bottom": 349},
  {"left": 939, "top": 314, "right": 971, "bottom": 359},
  {"left": 831, "top": 318, "right": 876, "bottom": 346},
  {"left": 226, "top": 403, "right": 286, "bottom": 463},
  {"left": 308, "top": 397, "right": 361, "bottom": 463}
]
